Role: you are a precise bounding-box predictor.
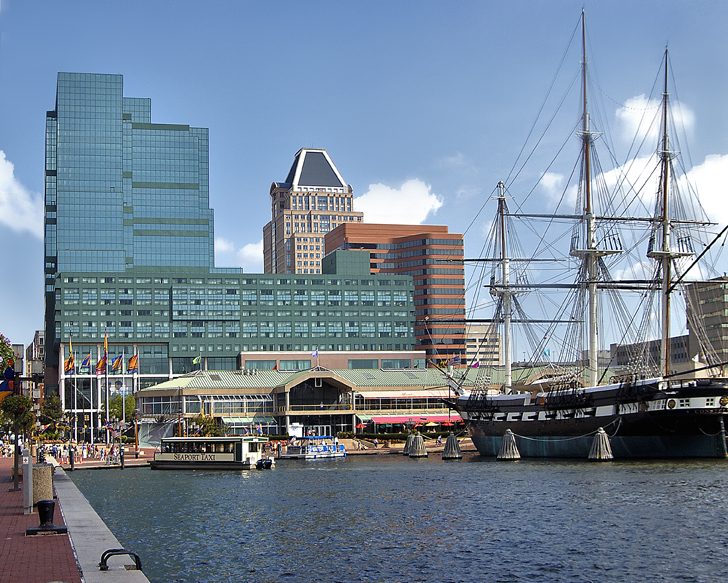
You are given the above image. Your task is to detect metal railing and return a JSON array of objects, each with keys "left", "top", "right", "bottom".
[{"left": 277, "top": 404, "right": 451, "bottom": 416}]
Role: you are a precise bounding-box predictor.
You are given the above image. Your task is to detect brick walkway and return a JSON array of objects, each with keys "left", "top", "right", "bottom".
[{"left": 0, "top": 456, "right": 82, "bottom": 583}]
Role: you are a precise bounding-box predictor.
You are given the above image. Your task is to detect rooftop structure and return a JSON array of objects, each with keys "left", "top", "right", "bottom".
[{"left": 263, "top": 148, "right": 364, "bottom": 274}]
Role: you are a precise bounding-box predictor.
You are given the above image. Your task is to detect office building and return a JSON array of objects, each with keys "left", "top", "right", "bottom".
[
  {"left": 263, "top": 148, "right": 364, "bottom": 274},
  {"left": 44, "top": 74, "right": 417, "bottom": 440},
  {"left": 465, "top": 324, "right": 502, "bottom": 366},
  {"left": 325, "top": 223, "right": 466, "bottom": 365},
  {"left": 686, "top": 276, "right": 728, "bottom": 364}
]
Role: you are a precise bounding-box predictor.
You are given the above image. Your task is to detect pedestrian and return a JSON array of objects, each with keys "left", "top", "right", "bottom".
[{"left": 374, "top": 437, "right": 378, "bottom": 448}]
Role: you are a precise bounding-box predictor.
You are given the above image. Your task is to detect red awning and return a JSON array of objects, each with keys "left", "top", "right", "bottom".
[{"left": 371, "top": 414, "right": 461, "bottom": 424}]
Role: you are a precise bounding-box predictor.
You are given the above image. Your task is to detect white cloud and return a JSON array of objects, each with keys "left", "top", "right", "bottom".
[
  {"left": 0, "top": 151, "right": 43, "bottom": 238},
  {"left": 538, "top": 171, "right": 570, "bottom": 209},
  {"left": 354, "top": 179, "right": 443, "bottom": 224},
  {"left": 214, "top": 237, "right": 263, "bottom": 272},
  {"left": 236, "top": 240, "right": 264, "bottom": 272},
  {"left": 616, "top": 94, "right": 695, "bottom": 145},
  {"left": 214, "top": 237, "right": 235, "bottom": 254},
  {"left": 678, "top": 154, "right": 728, "bottom": 227}
]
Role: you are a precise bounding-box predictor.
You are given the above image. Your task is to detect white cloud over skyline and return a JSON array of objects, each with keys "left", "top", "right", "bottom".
[
  {"left": 0, "top": 151, "right": 43, "bottom": 238},
  {"left": 215, "top": 237, "right": 264, "bottom": 272},
  {"left": 354, "top": 179, "right": 443, "bottom": 224}
]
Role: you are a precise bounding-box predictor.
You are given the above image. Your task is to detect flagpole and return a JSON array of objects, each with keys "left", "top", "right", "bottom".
[
  {"left": 83, "top": 355, "right": 88, "bottom": 445},
  {"left": 122, "top": 350, "right": 126, "bottom": 424},
  {"left": 73, "top": 346, "right": 78, "bottom": 443},
  {"left": 104, "top": 333, "right": 109, "bottom": 445}
]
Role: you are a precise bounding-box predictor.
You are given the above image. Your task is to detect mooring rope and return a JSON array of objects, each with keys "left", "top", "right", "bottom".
[{"left": 510, "top": 416, "right": 622, "bottom": 442}]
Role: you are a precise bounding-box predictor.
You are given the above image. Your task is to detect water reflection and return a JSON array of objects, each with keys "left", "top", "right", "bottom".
[{"left": 70, "top": 455, "right": 728, "bottom": 582}]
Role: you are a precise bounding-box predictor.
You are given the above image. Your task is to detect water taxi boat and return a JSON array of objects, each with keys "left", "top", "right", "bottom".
[
  {"left": 279, "top": 436, "right": 346, "bottom": 460},
  {"left": 150, "top": 436, "right": 269, "bottom": 470}
]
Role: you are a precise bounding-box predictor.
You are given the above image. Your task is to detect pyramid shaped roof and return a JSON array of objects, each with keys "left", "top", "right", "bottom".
[{"left": 282, "top": 148, "right": 347, "bottom": 189}]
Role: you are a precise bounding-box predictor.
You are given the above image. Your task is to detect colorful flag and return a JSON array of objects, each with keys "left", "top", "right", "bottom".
[
  {"left": 543, "top": 348, "right": 550, "bottom": 358},
  {"left": 111, "top": 354, "right": 123, "bottom": 371},
  {"left": 96, "top": 354, "right": 107, "bottom": 375},
  {"left": 448, "top": 355, "right": 461, "bottom": 366},
  {"left": 64, "top": 336, "right": 75, "bottom": 373},
  {"left": 128, "top": 354, "right": 139, "bottom": 373},
  {"left": 472, "top": 361, "right": 480, "bottom": 368},
  {"left": 104, "top": 331, "right": 108, "bottom": 356},
  {"left": 311, "top": 349, "right": 318, "bottom": 357},
  {"left": 81, "top": 352, "right": 91, "bottom": 369},
  {"left": 193, "top": 355, "right": 201, "bottom": 365}
]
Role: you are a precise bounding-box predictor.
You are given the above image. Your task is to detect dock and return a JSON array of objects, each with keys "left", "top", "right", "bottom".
[{"left": 0, "top": 454, "right": 150, "bottom": 582}]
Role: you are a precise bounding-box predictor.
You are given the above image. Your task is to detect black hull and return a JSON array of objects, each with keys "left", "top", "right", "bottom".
[{"left": 452, "top": 378, "right": 728, "bottom": 459}]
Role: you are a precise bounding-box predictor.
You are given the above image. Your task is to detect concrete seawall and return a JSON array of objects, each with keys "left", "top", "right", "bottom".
[{"left": 54, "top": 465, "right": 151, "bottom": 583}]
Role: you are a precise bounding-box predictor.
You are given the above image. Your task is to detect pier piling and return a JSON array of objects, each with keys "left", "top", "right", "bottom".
[
  {"left": 402, "top": 433, "right": 414, "bottom": 456},
  {"left": 497, "top": 429, "right": 520, "bottom": 460},
  {"left": 588, "top": 427, "right": 614, "bottom": 460},
  {"left": 409, "top": 434, "right": 428, "bottom": 457},
  {"left": 442, "top": 432, "right": 462, "bottom": 460}
]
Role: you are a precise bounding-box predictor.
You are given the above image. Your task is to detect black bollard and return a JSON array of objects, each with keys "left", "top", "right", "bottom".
[
  {"left": 69, "top": 448, "right": 75, "bottom": 471},
  {"left": 37, "top": 499, "right": 55, "bottom": 526},
  {"left": 26, "top": 499, "right": 67, "bottom": 535},
  {"left": 120, "top": 446, "right": 125, "bottom": 470}
]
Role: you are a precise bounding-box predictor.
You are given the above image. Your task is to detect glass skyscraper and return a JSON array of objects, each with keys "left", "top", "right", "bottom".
[
  {"left": 45, "top": 73, "right": 214, "bottom": 279},
  {"left": 44, "top": 73, "right": 417, "bottom": 420}
]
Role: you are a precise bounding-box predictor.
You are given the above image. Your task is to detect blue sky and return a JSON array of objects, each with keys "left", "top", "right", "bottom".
[{"left": 1, "top": 1, "right": 727, "bottom": 350}]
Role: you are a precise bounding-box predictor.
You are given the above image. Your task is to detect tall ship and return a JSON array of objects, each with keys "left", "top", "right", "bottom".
[{"left": 446, "top": 12, "right": 728, "bottom": 458}]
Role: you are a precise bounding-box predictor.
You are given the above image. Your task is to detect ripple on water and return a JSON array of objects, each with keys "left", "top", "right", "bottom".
[{"left": 70, "top": 457, "right": 728, "bottom": 583}]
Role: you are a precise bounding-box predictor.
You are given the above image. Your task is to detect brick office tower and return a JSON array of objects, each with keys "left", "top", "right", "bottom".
[
  {"left": 326, "top": 224, "right": 466, "bottom": 366},
  {"left": 263, "top": 149, "right": 363, "bottom": 274}
]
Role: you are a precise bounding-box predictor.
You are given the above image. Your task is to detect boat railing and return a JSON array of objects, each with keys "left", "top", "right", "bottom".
[{"left": 287, "top": 443, "right": 346, "bottom": 454}]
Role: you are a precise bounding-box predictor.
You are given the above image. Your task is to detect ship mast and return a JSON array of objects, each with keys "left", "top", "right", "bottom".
[
  {"left": 570, "top": 10, "right": 600, "bottom": 387},
  {"left": 496, "top": 181, "right": 513, "bottom": 389},
  {"left": 583, "top": 13, "right": 599, "bottom": 387},
  {"left": 648, "top": 48, "right": 675, "bottom": 377}
]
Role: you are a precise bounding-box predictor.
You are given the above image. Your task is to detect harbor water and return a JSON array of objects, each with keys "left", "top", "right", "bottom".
[{"left": 70, "top": 453, "right": 728, "bottom": 582}]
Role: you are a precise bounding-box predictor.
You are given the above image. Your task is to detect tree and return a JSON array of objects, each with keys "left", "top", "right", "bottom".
[
  {"left": 190, "top": 414, "right": 225, "bottom": 437},
  {"left": 40, "top": 395, "right": 63, "bottom": 425},
  {"left": 0, "top": 332, "right": 14, "bottom": 375},
  {"left": 108, "top": 393, "right": 136, "bottom": 423},
  {"left": 0, "top": 394, "right": 36, "bottom": 436}
]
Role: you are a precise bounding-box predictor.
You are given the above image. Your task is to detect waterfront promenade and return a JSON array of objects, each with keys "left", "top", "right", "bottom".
[
  {"left": 0, "top": 456, "right": 81, "bottom": 583},
  {"left": 0, "top": 454, "right": 150, "bottom": 583}
]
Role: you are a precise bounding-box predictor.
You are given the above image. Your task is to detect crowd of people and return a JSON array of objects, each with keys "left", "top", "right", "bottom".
[{"left": 0, "top": 440, "right": 125, "bottom": 465}]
